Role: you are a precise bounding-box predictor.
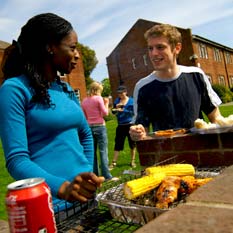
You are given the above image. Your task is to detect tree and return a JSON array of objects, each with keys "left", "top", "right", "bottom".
[
  {"left": 77, "top": 43, "right": 98, "bottom": 88},
  {"left": 101, "top": 78, "right": 111, "bottom": 97}
]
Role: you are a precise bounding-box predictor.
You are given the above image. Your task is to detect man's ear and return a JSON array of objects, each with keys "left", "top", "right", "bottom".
[{"left": 174, "top": 42, "right": 182, "bottom": 55}]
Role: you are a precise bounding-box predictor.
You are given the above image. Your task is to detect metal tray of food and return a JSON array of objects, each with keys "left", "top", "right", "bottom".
[
  {"left": 190, "top": 125, "right": 233, "bottom": 134},
  {"left": 96, "top": 183, "right": 167, "bottom": 225},
  {"left": 97, "top": 169, "right": 222, "bottom": 225}
]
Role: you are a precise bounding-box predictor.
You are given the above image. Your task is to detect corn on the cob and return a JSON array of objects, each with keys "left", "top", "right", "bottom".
[
  {"left": 145, "top": 164, "right": 195, "bottom": 177},
  {"left": 124, "top": 173, "right": 165, "bottom": 200}
]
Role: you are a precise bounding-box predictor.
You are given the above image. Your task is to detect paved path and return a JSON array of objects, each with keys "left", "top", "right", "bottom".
[
  {"left": 221, "top": 101, "right": 233, "bottom": 106},
  {"left": 0, "top": 220, "right": 9, "bottom": 233}
]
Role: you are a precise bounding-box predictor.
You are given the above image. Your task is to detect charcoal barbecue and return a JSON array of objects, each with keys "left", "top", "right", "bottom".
[{"left": 55, "top": 164, "right": 224, "bottom": 232}]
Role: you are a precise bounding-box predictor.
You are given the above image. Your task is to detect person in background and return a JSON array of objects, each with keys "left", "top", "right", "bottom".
[
  {"left": 82, "top": 82, "right": 118, "bottom": 181},
  {"left": 130, "top": 24, "right": 222, "bottom": 141},
  {"left": 109, "top": 85, "right": 136, "bottom": 169},
  {"left": 0, "top": 13, "right": 104, "bottom": 209}
]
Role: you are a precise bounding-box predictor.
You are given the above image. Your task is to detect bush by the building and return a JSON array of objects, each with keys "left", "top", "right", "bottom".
[{"left": 212, "top": 84, "right": 233, "bottom": 103}]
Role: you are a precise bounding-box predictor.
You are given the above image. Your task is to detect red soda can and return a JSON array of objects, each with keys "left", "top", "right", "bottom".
[{"left": 5, "top": 178, "right": 57, "bottom": 233}]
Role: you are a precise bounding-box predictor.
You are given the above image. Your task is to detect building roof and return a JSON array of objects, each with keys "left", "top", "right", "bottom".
[
  {"left": 192, "top": 35, "right": 233, "bottom": 52},
  {"left": 106, "top": 19, "right": 192, "bottom": 59},
  {"left": 107, "top": 18, "right": 233, "bottom": 59},
  {"left": 0, "top": 40, "right": 10, "bottom": 49},
  {"left": 106, "top": 19, "right": 156, "bottom": 58}
]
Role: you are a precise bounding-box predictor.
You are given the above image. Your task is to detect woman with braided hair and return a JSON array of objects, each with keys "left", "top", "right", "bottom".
[{"left": 0, "top": 13, "right": 104, "bottom": 209}]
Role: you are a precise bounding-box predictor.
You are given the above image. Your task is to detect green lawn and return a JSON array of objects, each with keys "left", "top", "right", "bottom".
[
  {"left": 0, "top": 104, "right": 232, "bottom": 220},
  {"left": 0, "top": 143, "right": 14, "bottom": 220}
]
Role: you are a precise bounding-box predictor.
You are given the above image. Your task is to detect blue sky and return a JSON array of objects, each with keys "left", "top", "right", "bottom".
[{"left": 0, "top": 0, "right": 232, "bottom": 82}]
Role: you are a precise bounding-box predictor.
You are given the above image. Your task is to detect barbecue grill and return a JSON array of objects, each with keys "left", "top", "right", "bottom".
[
  {"left": 55, "top": 175, "right": 141, "bottom": 233},
  {"left": 55, "top": 164, "right": 224, "bottom": 232}
]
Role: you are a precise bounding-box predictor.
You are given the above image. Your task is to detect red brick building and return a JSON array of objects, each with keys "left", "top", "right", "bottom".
[
  {"left": 107, "top": 19, "right": 233, "bottom": 100},
  {"left": 0, "top": 40, "right": 10, "bottom": 81},
  {"left": 0, "top": 40, "right": 87, "bottom": 101}
]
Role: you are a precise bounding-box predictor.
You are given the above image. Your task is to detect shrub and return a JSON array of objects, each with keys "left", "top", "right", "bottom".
[{"left": 212, "top": 84, "right": 233, "bottom": 103}]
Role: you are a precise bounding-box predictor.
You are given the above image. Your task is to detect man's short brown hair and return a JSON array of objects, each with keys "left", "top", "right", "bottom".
[{"left": 144, "top": 24, "right": 182, "bottom": 47}]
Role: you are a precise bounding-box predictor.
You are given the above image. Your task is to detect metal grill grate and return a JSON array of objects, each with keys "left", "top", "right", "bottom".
[
  {"left": 55, "top": 176, "right": 141, "bottom": 233},
  {"left": 96, "top": 166, "right": 225, "bottom": 225},
  {"left": 56, "top": 205, "right": 140, "bottom": 233},
  {"left": 55, "top": 165, "right": 225, "bottom": 232}
]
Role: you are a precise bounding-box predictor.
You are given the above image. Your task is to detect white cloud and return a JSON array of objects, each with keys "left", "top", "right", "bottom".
[{"left": 0, "top": 0, "right": 232, "bottom": 81}]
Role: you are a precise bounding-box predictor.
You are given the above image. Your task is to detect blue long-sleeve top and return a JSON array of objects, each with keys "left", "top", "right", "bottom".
[
  {"left": 0, "top": 75, "right": 94, "bottom": 205},
  {"left": 113, "top": 97, "right": 134, "bottom": 124}
]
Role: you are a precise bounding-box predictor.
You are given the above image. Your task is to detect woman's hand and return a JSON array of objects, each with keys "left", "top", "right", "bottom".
[
  {"left": 116, "top": 103, "right": 124, "bottom": 109},
  {"left": 129, "top": 124, "right": 146, "bottom": 141},
  {"left": 58, "top": 172, "right": 105, "bottom": 202},
  {"left": 103, "top": 97, "right": 109, "bottom": 106}
]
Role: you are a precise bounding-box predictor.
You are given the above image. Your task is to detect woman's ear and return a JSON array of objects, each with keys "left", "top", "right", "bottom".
[{"left": 46, "top": 45, "right": 54, "bottom": 55}]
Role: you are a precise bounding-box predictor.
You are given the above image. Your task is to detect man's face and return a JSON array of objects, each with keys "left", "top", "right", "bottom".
[{"left": 147, "top": 36, "right": 181, "bottom": 72}]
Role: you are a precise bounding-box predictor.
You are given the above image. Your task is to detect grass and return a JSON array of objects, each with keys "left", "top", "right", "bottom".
[
  {"left": 0, "top": 143, "right": 14, "bottom": 220},
  {"left": 0, "top": 104, "right": 232, "bottom": 220}
]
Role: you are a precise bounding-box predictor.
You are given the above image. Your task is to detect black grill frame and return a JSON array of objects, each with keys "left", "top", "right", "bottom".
[{"left": 55, "top": 175, "right": 141, "bottom": 233}]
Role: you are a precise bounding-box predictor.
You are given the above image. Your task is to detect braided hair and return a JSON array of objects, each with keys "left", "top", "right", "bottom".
[{"left": 2, "top": 13, "right": 74, "bottom": 107}]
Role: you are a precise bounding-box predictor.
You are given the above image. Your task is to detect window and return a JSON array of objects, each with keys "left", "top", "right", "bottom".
[
  {"left": 74, "top": 89, "right": 80, "bottom": 102},
  {"left": 229, "top": 76, "right": 233, "bottom": 87},
  {"left": 213, "top": 48, "right": 221, "bottom": 62},
  {"left": 58, "top": 72, "right": 67, "bottom": 81},
  {"left": 131, "top": 58, "right": 136, "bottom": 69},
  {"left": 206, "top": 74, "right": 212, "bottom": 84},
  {"left": 143, "top": 54, "right": 148, "bottom": 66},
  {"left": 225, "top": 52, "right": 232, "bottom": 64},
  {"left": 198, "top": 43, "right": 208, "bottom": 59},
  {"left": 218, "top": 75, "right": 225, "bottom": 86}
]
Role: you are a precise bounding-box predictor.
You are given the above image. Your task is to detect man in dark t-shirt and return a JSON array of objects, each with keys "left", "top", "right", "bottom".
[{"left": 130, "top": 24, "right": 222, "bottom": 141}]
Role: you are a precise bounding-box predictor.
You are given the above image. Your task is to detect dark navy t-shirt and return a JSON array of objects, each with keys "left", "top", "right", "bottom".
[{"left": 133, "top": 65, "right": 221, "bottom": 131}]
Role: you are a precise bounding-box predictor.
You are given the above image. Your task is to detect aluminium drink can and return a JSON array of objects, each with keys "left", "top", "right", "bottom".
[{"left": 5, "top": 178, "right": 57, "bottom": 233}]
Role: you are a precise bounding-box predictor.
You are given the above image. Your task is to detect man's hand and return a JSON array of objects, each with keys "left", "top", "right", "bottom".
[{"left": 129, "top": 124, "right": 146, "bottom": 141}]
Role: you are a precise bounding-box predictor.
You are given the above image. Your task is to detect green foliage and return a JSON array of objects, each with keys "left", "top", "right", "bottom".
[
  {"left": 0, "top": 145, "right": 14, "bottom": 220},
  {"left": 85, "top": 76, "right": 94, "bottom": 89},
  {"left": 212, "top": 84, "right": 233, "bottom": 103},
  {"left": 77, "top": 43, "right": 98, "bottom": 89},
  {"left": 101, "top": 78, "right": 111, "bottom": 97}
]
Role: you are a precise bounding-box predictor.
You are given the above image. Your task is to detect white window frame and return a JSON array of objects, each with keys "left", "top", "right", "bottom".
[
  {"left": 132, "top": 58, "right": 136, "bottom": 69},
  {"left": 206, "top": 74, "right": 212, "bottom": 84},
  {"left": 143, "top": 54, "right": 148, "bottom": 66},
  {"left": 229, "top": 76, "right": 233, "bottom": 87},
  {"left": 218, "top": 75, "right": 225, "bottom": 86},
  {"left": 74, "top": 89, "right": 81, "bottom": 102},
  {"left": 225, "top": 52, "right": 232, "bottom": 64},
  {"left": 198, "top": 43, "right": 208, "bottom": 59},
  {"left": 213, "top": 48, "right": 221, "bottom": 62}
]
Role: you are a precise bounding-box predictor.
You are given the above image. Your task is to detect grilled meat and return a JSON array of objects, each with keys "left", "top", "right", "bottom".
[
  {"left": 195, "top": 177, "right": 213, "bottom": 187},
  {"left": 155, "top": 176, "right": 181, "bottom": 209},
  {"left": 179, "top": 176, "right": 213, "bottom": 195},
  {"left": 156, "top": 175, "right": 213, "bottom": 208},
  {"left": 179, "top": 176, "right": 197, "bottom": 194}
]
